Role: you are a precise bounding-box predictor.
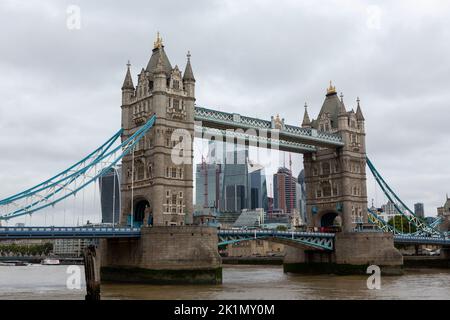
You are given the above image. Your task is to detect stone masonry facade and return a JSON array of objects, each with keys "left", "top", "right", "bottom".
[
  {"left": 302, "top": 83, "right": 368, "bottom": 232},
  {"left": 120, "top": 34, "right": 195, "bottom": 227}
]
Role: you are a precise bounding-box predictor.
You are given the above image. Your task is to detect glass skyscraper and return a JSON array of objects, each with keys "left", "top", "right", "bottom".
[
  {"left": 195, "top": 141, "right": 268, "bottom": 214},
  {"left": 99, "top": 166, "right": 121, "bottom": 224}
]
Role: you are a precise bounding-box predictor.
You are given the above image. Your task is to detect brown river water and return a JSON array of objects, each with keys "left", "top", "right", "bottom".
[{"left": 0, "top": 264, "right": 449, "bottom": 300}]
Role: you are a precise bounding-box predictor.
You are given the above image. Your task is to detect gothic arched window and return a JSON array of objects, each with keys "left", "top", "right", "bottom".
[
  {"left": 332, "top": 183, "right": 338, "bottom": 196},
  {"left": 322, "top": 162, "right": 331, "bottom": 175},
  {"left": 322, "top": 182, "right": 332, "bottom": 197},
  {"left": 135, "top": 160, "right": 145, "bottom": 181}
]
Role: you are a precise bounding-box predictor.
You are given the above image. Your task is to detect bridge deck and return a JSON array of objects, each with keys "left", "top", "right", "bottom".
[
  {"left": 0, "top": 227, "right": 448, "bottom": 247},
  {"left": 393, "top": 235, "right": 450, "bottom": 246},
  {"left": 194, "top": 106, "right": 344, "bottom": 151},
  {"left": 0, "top": 226, "right": 141, "bottom": 239}
]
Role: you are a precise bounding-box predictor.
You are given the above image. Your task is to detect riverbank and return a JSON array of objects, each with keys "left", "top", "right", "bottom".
[
  {"left": 404, "top": 256, "right": 450, "bottom": 268},
  {"left": 222, "top": 255, "right": 450, "bottom": 270},
  {"left": 221, "top": 256, "right": 283, "bottom": 265},
  {"left": 0, "top": 256, "right": 84, "bottom": 265}
]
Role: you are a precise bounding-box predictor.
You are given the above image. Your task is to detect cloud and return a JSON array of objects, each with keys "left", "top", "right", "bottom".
[{"left": 0, "top": 0, "right": 449, "bottom": 225}]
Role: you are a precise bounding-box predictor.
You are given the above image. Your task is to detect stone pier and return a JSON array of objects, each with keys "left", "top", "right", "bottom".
[
  {"left": 100, "top": 226, "right": 222, "bottom": 284},
  {"left": 283, "top": 232, "right": 403, "bottom": 275}
]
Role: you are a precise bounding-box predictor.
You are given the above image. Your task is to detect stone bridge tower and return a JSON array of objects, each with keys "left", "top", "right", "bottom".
[
  {"left": 302, "top": 83, "right": 368, "bottom": 232},
  {"left": 120, "top": 33, "right": 195, "bottom": 227}
]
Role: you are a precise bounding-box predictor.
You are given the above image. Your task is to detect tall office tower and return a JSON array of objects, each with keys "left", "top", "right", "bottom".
[
  {"left": 221, "top": 149, "right": 249, "bottom": 212},
  {"left": 273, "top": 167, "right": 298, "bottom": 214},
  {"left": 99, "top": 166, "right": 121, "bottom": 224},
  {"left": 195, "top": 163, "right": 222, "bottom": 209},
  {"left": 248, "top": 161, "right": 268, "bottom": 211},
  {"left": 297, "top": 169, "right": 307, "bottom": 223},
  {"left": 414, "top": 202, "right": 425, "bottom": 218}
]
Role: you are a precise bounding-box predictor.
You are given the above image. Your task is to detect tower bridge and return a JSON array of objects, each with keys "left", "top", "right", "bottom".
[{"left": 1, "top": 33, "right": 449, "bottom": 283}]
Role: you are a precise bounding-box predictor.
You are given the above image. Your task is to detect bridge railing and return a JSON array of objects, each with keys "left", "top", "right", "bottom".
[
  {"left": 195, "top": 125, "right": 317, "bottom": 153},
  {"left": 194, "top": 106, "right": 344, "bottom": 146},
  {"left": 217, "top": 229, "right": 335, "bottom": 238},
  {"left": 0, "top": 226, "right": 141, "bottom": 233}
]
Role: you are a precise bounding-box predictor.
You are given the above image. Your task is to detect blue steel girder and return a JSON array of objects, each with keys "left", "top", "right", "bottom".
[
  {"left": 394, "top": 235, "right": 450, "bottom": 246},
  {"left": 366, "top": 157, "right": 442, "bottom": 237},
  {"left": 367, "top": 207, "right": 403, "bottom": 234},
  {"left": 194, "top": 106, "right": 344, "bottom": 149},
  {"left": 195, "top": 126, "right": 317, "bottom": 154},
  {"left": 2, "top": 226, "right": 449, "bottom": 247},
  {"left": 217, "top": 230, "right": 334, "bottom": 251},
  {"left": 430, "top": 216, "right": 444, "bottom": 228},
  {"left": 0, "top": 226, "right": 141, "bottom": 239},
  {"left": 0, "top": 129, "right": 122, "bottom": 206},
  {"left": 0, "top": 115, "right": 157, "bottom": 221}
]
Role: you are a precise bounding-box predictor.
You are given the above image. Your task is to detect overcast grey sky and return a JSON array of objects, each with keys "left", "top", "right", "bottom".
[{"left": 1, "top": 0, "right": 449, "bottom": 225}]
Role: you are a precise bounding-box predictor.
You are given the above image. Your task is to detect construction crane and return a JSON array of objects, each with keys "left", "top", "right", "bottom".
[
  {"left": 289, "top": 153, "right": 294, "bottom": 216},
  {"left": 201, "top": 155, "right": 208, "bottom": 209}
]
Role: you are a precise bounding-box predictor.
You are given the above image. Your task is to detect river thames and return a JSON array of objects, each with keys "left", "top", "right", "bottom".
[{"left": 0, "top": 264, "right": 449, "bottom": 300}]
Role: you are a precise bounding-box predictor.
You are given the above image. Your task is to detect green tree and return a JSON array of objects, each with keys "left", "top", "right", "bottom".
[
  {"left": 388, "top": 215, "right": 417, "bottom": 234},
  {"left": 0, "top": 242, "right": 54, "bottom": 256}
]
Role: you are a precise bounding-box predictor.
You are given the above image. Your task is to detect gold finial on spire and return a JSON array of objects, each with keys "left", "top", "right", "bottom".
[
  {"left": 327, "top": 80, "right": 336, "bottom": 95},
  {"left": 153, "top": 31, "right": 163, "bottom": 49}
]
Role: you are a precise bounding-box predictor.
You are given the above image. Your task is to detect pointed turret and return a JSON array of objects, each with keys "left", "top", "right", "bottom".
[
  {"left": 155, "top": 49, "right": 165, "bottom": 74},
  {"left": 183, "top": 51, "right": 195, "bottom": 82},
  {"left": 146, "top": 32, "right": 173, "bottom": 78},
  {"left": 338, "top": 100, "right": 346, "bottom": 115},
  {"left": 153, "top": 48, "right": 167, "bottom": 93},
  {"left": 121, "top": 61, "right": 134, "bottom": 105},
  {"left": 355, "top": 97, "right": 365, "bottom": 121},
  {"left": 121, "top": 61, "right": 134, "bottom": 90},
  {"left": 302, "top": 103, "right": 311, "bottom": 128},
  {"left": 314, "top": 81, "right": 347, "bottom": 130},
  {"left": 183, "top": 51, "right": 196, "bottom": 99}
]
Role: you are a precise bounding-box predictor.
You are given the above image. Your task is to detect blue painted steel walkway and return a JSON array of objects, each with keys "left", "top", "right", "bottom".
[
  {"left": 393, "top": 235, "right": 450, "bottom": 246},
  {"left": 1, "top": 227, "right": 449, "bottom": 249},
  {"left": 0, "top": 226, "right": 141, "bottom": 239},
  {"left": 217, "top": 229, "right": 335, "bottom": 250},
  {"left": 194, "top": 106, "right": 344, "bottom": 151}
]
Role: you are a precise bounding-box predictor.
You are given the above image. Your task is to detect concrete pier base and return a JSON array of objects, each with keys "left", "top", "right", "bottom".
[
  {"left": 283, "top": 232, "right": 403, "bottom": 275},
  {"left": 83, "top": 245, "right": 101, "bottom": 300},
  {"left": 100, "top": 226, "right": 222, "bottom": 284},
  {"left": 441, "top": 247, "right": 450, "bottom": 260}
]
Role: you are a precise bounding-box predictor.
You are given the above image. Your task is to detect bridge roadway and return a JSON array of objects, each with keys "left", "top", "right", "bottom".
[{"left": 1, "top": 227, "right": 449, "bottom": 249}]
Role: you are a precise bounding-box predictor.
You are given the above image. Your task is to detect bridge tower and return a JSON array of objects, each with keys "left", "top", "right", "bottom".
[
  {"left": 120, "top": 33, "right": 195, "bottom": 227},
  {"left": 284, "top": 85, "right": 401, "bottom": 274},
  {"left": 302, "top": 83, "right": 368, "bottom": 232},
  {"left": 102, "top": 34, "right": 221, "bottom": 284}
]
